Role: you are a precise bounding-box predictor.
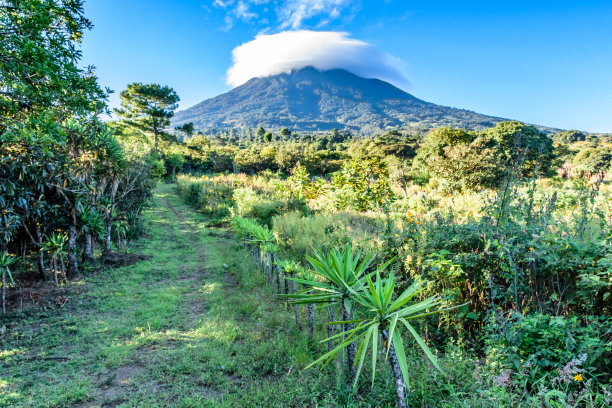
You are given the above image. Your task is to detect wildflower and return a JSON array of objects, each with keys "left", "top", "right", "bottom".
[
  {"left": 574, "top": 373, "right": 583, "bottom": 382},
  {"left": 529, "top": 247, "right": 534, "bottom": 251}
]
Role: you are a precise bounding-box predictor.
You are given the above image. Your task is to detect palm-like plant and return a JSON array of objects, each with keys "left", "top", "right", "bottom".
[
  {"left": 309, "top": 273, "right": 451, "bottom": 408},
  {"left": 287, "top": 246, "right": 391, "bottom": 383},
  {"left": 0, "top": 251, "right": 18, "bottom": 317},
  {"left": 233, "top": 217, "right": 276, "bottom": 282},
  {"left": 78, "top": 203, "right": 105, "bottom": 261},
  {"left": 41, "top": 233, "right": 68, "bottom": 285}
]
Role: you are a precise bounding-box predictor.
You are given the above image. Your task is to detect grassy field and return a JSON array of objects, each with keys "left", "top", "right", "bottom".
[{"left": 1, "top": 184, "right": 395, "bottom": 407}]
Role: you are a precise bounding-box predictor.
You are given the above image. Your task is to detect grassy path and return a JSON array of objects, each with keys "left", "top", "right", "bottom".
[{"left": 1, "top": 184, "right": 371, "bottom": 407}]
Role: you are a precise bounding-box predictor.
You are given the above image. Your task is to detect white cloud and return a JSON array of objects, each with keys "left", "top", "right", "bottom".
[
  {"left": 212, "top": 0, "right": 355, "bottom": 30},
  {"left": 278, "top": 0, "right": 351, "bottom": 29},
  {"left": 226, "top": 30, "right": 408, "bottom": 88}
]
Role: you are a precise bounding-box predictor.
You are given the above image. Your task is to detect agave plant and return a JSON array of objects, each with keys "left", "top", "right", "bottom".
[
  {"left": 0, "top": 251, "right": 18, "bottom": 317},
  {"left": 309, "top": 272, "right": 452, "bottom": 408},
  {"left": 232, "top": 217, "right": 264, "bottom": 264},
  {"left": 233, "top": 217, "right": 276, "bottom": 282},
  {"left": 286, "top": 245, "right": 391, "bottom": 383},
  {"left": 41, "top": 232, "right": 68, "bottom": 285}
]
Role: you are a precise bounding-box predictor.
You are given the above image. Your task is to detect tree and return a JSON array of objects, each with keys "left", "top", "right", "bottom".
[
  {"left": 554, "top": 130, "right": 587, "bottom": 145},
  {"left": 264, "top": 132, "right": 273, "bottom": 143},
  {"left": 175, "top": 122, "right": 194, "bottom": 140},
  {"left": 114, "top": 83, "right": 179, "bottom": 151},
  {"left": 279, "top": 128, "right": 292, "bottom": 139},
  {"left": 256, "top": 126, "right": 266, "bottom": 139}
]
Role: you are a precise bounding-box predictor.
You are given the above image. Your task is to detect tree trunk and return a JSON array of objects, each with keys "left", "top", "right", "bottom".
[
  {"left": 2, "top": 267, "right": 6, "bottom": 317},
  {"left": 37, "top": 250, "right": 45, "bottom": 281},
  {"left": 308, "top": 303, "right": 314, "bottom": 338},
  {"left": 59, "top": 256, "right": 66, "bottom": 283},
  {"left": 284, "top": 270, "right": 289, "bottom": 295},
  {"left": 82, "top": 233, "right": 94, "bottom": 262},
  {"left": 103, "top": 177, "right": 119, "bottom": 258},
  {"left": 267, "top": 252, "right": 273, "bottom": 284},
  {"left": 327, "top": 305, "right": 335, "bottom": 352},
  {"left": 386, "top": 334, "right": 408, "bottom": 408},
  {"left": 153, "top": 129, "right": 159, "bottom": 151},
  {"left": 103, "top": 209, "right": 113, "bottom": 256},
  {"left": 291, "top": 272, "right": 301, "bottom": 330},
  {"left": 342, "top": 305, "right": 357, "bottom": 383},
  {"left": 67, "top": 207, "right": 79, "bottom": 277},
  {"left": 52, "top": 255, "right": 59, "bottom": 286},
  {"left": 35, "top": 225, "right": 45, "bottom": 281}
]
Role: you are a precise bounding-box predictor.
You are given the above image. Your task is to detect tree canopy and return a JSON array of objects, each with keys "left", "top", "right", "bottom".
[{"left": 114, "top": 83, "right": 179, "bottom": 150}]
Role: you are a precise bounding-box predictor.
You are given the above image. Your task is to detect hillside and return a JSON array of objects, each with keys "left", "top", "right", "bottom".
[{"left": 173, "top": 67, "right": 512, "bottom": 134}]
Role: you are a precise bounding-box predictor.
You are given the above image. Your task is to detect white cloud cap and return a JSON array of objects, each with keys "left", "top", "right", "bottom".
[{"left": 226, "top": 30, "right": 408, "bottom": 88}]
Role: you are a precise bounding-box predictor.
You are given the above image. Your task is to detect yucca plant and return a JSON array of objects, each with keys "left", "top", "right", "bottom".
[
  {"left": 309, "top": 273, "right": 451, "bottom": 408},
  {"left": 245, "top": 223, "right": 276, "bottom": 282},
  {"left": 286, "top": 246, "right": 390, "bottom": 383},
  {"left": 112, "top": 219, "right": 129, "bottom": 250},
  {"left": 78, "top": 203, "right": 105, "bottom": 261},
  {"left": 41, "top": 232, "right": 68, "bottom": 285},
  {"left": 232, "top": 217, "right": 266, "bottom": 267},
  {"left": 0, "top": 251, "right": 18, "bottom": 317}
]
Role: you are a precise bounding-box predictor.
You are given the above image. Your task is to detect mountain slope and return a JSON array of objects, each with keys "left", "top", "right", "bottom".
[{"left": 173, "top": 67, "right": 509, "bottom": 134}]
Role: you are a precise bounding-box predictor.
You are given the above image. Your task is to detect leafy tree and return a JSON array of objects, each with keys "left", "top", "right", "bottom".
[
  {"left": 114, "top": 83, "right": 179, "bottom": 151},
  {"left": 483, "top": 121, "right": 553, "bottom": 176},
  {"left": 264, "top": 132, "right": 273, "bottom": 143},
  {"left": 256, "top": 126, "right": 266, "bottom": 139},
  {"left": 574, "top": 148, "right": 612, "bottom": 175},
  {"left": 554, "top": 130, "right": 587, "bottom": 145},
  {"left": 279, "top": 127, "right": 292, "bottom": 139},
  {"left": 175, "top": 122, "right": 194, "bottom": 140},
  {"left": 332, "top": 158, "right": 392, "bottom": 211},
  {"left": 0, "top": 0, "right": 107, "bottom": 125}
]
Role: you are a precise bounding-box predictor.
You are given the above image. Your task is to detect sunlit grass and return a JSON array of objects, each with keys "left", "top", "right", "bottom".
[{"left": 0, "top": 183, "right": 388, "bottom": 407}]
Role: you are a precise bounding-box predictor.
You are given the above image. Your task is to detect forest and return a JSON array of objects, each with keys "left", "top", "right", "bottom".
[{"left": 1, "top": 1, "right": 611, "bottom": 407}]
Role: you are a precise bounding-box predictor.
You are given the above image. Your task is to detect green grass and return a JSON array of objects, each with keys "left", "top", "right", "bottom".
[{"left": 0, "top": 183, "right": 396, "bottom": 407}]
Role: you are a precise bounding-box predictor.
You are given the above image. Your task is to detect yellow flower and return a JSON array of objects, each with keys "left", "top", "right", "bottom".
[
  {"left": 529, "top": 247, "right": 534, "bottom": 251},
  {"left": 574, "top": 373, "right": 583, "bottom": 382}
]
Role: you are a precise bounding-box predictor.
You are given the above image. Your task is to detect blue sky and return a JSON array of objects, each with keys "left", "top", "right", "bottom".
[{"left": 81, "top": 0, "right": 612, "bottom": 132}]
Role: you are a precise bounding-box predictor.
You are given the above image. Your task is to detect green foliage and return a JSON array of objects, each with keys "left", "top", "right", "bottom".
[
  {"left": 114, "top": 83, "right": 180, "bottom": 150},
  {"left": 414, "top": 122, "right": 554, "bottom": 192},
  {"left": 488, "top": 313, "right": 611, "bottom": 387},
  {"left": 554, "top": 130, "right": 587, "bottom": 145},
  {"left": 573, "top": 148, "right": 612, "bottom": 175},
  {"left": 332, "top": 158, "right": 393, "bottom": 211}
]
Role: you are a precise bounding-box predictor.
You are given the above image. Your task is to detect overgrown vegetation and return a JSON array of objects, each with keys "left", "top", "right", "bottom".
[
  {"left": 1, "top": 1, "right": 611, "bottom": 407},
  {"left": 176, "top": 123, "right": 611, "bottom": 406}
]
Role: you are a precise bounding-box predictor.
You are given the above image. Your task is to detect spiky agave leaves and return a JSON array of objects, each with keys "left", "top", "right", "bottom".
[
  {"left": 0, "top": 251, "right": 18, "bottom": 316},
  {"left": 285, "top": 245, "right": 391, "bottom": 310},
  {"left": 41, "top": 232, "right": 68, "bottom": 284},
  {"left": 307, "top": 272, "right": 455, "bottom": 390}
]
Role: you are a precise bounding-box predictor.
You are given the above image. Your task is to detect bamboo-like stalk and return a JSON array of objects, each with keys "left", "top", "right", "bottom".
[
  {"left": 1, "top": 267, "right": 6, "bottom": 317},
  {"left": 342, "top": 305, "right": 357, "bottom": 383},
  {"left": 290, "top": 272, "right": 301, "bottom": 330},
  {"left": 327, "top": 305, "right": 335, "bottom": 352},
  {"left": 384, "top": 331, "right": 408, "bottom": 408},
  {"left": 307, "top": 303, "right": 314, "bottom": 338}
]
